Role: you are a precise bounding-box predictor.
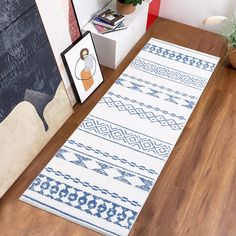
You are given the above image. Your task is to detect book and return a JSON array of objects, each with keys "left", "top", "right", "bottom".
[
  {"left": 92, "top": 16, "right": 118, "bottom": 29},
  {"left": 93, "top": 21, "right": 127, "bottom": 34},
  {"left": 97, "top": 9, "right": 125, "bottom": 26}
]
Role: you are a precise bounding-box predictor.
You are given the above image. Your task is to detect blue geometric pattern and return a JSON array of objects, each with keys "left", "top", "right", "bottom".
[
  {"left": 136, "top": 178, "right": 154, "bottom": 192},
  {"left": 29, "top": 174, "right": 137, "bottom": 229},
  {"left": 67, "top": 140, "right": 158, "bottom": 175},
  {"left": 116, "top": 74, "right": 196, "bottom": 109},
  {"left": 119, "top": 74, "right": 198, "bottom": 100},
  {"left": 143, "top": 43, "right": 216, "bottom": 71},
  {"left": 100, "top": 96, "right": 184, "bottom": 130},
  {"left": 79, "top": 115, "right": 173, "bottom": 161},
  {"left": 131, "top": 57, "right": 208, "bottom": 90},
  {"left": 45, "top": 167, "right": 142, "bottom": 207},
  {"left": 106, "top": 91, "right": 186, "bottom": 121},
  {"left": 93, "top": 162, "right": 112, "bottom": 176},
  {"left": 21, "top": 38, "right": 219, "bottom": 236},
  {"left": 55, "top": 146, "right": 155, "bottom": 192}
]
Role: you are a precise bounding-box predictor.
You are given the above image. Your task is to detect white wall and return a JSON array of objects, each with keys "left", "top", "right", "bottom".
[
  {"left": 159, "top": 0, "right": 236, "bottom": 33},
  {"left": 73, "top": 0, "right": 111, "bottom": 28}
]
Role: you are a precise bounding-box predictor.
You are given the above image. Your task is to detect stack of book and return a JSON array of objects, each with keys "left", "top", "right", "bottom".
[{"left": 92, "top": 9, "right": 127, "bottom": 34}]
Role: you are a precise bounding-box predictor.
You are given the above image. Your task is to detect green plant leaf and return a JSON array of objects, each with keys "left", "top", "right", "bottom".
[
  {"left": 122, "top": 0, "right": 143, "bottom": 6},
  {"left": 123, "top": 0, "right": 132, "bottom": 4},
  {"left": 223, "top": 15, "right": 236, "bottom": 48}
]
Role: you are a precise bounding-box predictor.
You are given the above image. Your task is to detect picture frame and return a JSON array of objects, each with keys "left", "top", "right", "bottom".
[{"left": 61, "top": 31, "right": 104, "bottom": 103}]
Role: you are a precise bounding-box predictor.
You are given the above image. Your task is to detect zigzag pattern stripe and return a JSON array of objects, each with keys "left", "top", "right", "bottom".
[
  {"left": 100, "top": 95, "right": 184, "bottom": 130},
  {"left": 78, "top": 115, "right": 173, "bottom": 161},
  {"left": 130, "top": 57, "right": 207, "bottom": 90},
  {"left": 29, "top": 174, "right": 137, "bottom": 229},
  {"left": 67, "top": 140, "right": 158, "bottom": 175},
  {"left": 121, "top": 73, "right": 198, "bottom": 100},
  {"left": 142, "top": 43, "right": 215, "bottom": 71},
  {"left": 45, "top": 167, "right": 142, "bottom": 207},
  {"left": 106, "top": 91, "right": 186, "bottom": 121}
]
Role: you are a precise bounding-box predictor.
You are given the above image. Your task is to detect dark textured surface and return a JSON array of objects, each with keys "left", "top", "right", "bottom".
[
  {"left": 0, "top": 0, "right": 34, "bottom": 32},
  {"left": 0, "top": 0, "right": 61, "bottom": 130}
]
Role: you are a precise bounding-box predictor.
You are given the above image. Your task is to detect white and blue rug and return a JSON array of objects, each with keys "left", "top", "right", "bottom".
[{"left": 20, "top": 38, "right": 219, "bottom": 236}]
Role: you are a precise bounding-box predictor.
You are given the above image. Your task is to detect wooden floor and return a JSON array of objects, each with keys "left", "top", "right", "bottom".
[{"left": 1, "top": 17, "right": 236, "bottom": 236}]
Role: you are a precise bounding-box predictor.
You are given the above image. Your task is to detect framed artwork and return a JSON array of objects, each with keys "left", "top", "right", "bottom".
[
  {"left": 61, "top": 31, "right": 103, "bottom": 103},
  {"left": 0, "top": 0, "right": 73, "bottom": 198}
]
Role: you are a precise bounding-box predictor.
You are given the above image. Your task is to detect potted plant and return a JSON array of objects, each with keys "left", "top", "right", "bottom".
[
  {"left": 203, "top": 15, "right": 236, "bottom": 69},
  {"left": 226, "top": 17, "right": 236, "bottom": 69},
  {"left": 116, "top": 0, "right": 143, "bottom": 15}
]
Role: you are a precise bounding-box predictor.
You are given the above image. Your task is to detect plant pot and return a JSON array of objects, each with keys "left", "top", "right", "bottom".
[
  {"left": 228, "top": 48, "right": 236, "bottom": 69},
  {"left": 116, "top": 1, "right": 135, "bottom": 15}
]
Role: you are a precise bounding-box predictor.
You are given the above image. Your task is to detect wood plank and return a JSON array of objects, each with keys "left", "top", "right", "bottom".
[{"left": 1, "top": 17, "right": 236, "bottom": 236}]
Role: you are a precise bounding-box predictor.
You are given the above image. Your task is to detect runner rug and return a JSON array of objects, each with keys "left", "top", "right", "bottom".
[{"left": 20, "top": 38, "right": 219, "bottom": 236}]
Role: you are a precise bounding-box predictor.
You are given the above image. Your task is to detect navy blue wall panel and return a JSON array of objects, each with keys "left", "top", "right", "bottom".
[{"left": 0, "top": 0, "right": 62, "bottom": 131}]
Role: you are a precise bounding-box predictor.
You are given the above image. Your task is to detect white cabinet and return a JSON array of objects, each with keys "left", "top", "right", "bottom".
[{"left": 82, "top": 0, "right": 149, "bottom": 69}]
